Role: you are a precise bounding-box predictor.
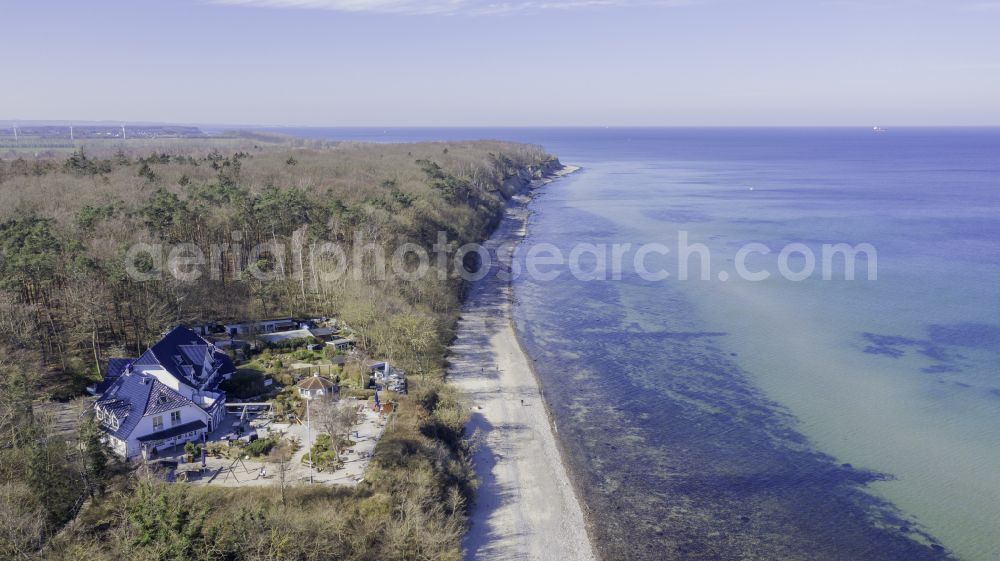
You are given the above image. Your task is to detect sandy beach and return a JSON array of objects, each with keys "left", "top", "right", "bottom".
[{"left": 448, "top": 166, "right": 596, "bottom": 561}]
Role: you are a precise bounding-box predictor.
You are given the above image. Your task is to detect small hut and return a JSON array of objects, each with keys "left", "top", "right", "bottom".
[{"left": 297, "top": 374, "right": 338, "bottom": 400}]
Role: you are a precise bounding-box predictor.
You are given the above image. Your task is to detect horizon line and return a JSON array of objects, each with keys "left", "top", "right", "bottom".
[{"left": 4, "top": 121, "right": 1000, "bottom": 129}]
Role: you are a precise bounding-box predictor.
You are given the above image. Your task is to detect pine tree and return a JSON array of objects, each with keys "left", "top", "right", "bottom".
[{"left": 78, "top": 415, "right": 110, "bottom": 497}]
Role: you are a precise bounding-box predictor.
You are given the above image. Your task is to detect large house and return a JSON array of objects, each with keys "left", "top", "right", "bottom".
[{"left": 91, "top": 326, "right": 235, "bottom": 459}]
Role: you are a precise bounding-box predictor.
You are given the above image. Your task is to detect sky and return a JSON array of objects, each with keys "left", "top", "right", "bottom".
[{"left": 3, "top": 0, "right": 1000, "bottom": 126}]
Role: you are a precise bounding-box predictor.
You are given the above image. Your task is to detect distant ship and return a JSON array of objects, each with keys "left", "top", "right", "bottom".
[{"left": 873, "top": 126, "right": 888, "bottom": 133}]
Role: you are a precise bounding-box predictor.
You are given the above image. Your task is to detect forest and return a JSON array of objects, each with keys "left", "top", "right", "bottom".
[{"left": 0, "top": 135, "right": 559, "bottom": 560}]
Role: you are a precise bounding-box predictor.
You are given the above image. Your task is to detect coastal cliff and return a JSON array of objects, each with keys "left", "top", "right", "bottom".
[{"left": 499, "top": 156, "right": 564, "bottom": 198}]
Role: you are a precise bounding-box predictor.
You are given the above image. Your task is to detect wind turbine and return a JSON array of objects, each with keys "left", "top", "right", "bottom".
[
  {"left": 69, "top": 124, "right": 74, "bottom": 141},
  {"left": 12, "top": 123, "right": 17, "bottom": 143},
  {"left": 121, "top": 123, "right": 126, "bottom": 140}
]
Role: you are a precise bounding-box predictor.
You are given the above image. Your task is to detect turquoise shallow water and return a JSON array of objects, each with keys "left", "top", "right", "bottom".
[
  {"left": 509, "top": 129, "right": 1000, "bottom": 561},
  {"left": 284, "top": 128, "right": 1000, "bottom": 560}
]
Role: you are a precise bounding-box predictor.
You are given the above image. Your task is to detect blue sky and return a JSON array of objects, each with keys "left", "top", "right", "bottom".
[{"left": 4, "top": 0, "right": 999, "bottom": 125}]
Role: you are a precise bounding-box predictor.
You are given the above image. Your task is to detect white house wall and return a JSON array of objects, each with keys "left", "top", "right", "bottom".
[
  {"left": 123, "top": 403, "right": 209, "bottom": 457},
  {"left": 107, "top": 436, "right": 127, "bottom": 457}
]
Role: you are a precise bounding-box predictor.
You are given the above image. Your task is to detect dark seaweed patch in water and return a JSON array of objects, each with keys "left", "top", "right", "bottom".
[
  {"left": 516, "top": 277, "right": 956, "bottom": 561},
  {"left": 865, "top": 345, "right": 906, "bottom": 358},
  {"left": 862, "top": 333, "right": 922, "bottom": 356},
  {"left": 859, "top": 327, "right": 995, "bottom": 374},
  {"left": 918, "top": 345, "right": 959, "bottom": 363},
  {"left": 863, "top": 323, "right": 1000, "bottom": 361},
  {"left": 927, "top": 323, "right": 1000, "bottom": 350},
  {"left": 923, "top": 364, "right": 961, "bottom": 374}
]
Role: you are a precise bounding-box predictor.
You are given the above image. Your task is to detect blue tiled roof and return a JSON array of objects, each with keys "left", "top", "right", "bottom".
[
  {"left": 96, "top": 374, "right": 156, "bottom": 440},
  {"left": 95, "top": 374, "right": 194, "bottom": 440},
  {"left": 130, "top": 326, "right": 235, "bottom": 391},
  {"left": 93, "top": 379, "right": 118, "bottom": 396},
  {"left": 179, "top": 344, "right": 210, "bottom": 371},
  {"left": 211, "top": 350, "right": 236, "bottom": 381},
  {"left": 107, "top": 358, "right": 134, "bottom": 379},
  {"left": 144, "top": 326, "right": 208, "bottom": 388},
  {"left": 100, "top": 398, "right": 131, "bottom": 422},
  {"left": 144, "top": 381, "right": 191, "bottom": 416},
  {"left": 92, "top": 357, "right": 137, "bottom": 395}
]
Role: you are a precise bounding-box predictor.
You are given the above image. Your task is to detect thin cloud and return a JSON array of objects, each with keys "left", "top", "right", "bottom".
[{"left": 207, "top": 0, "right": 695, "bottom": 16}]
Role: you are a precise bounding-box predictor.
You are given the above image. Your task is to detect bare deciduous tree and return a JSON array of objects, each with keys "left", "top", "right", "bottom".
[
  {"left": 313, "top": 400, "right": 360, "bottom": 461},
  {"left": 0, "top": 482, "right": 47, "bottom": 561}
]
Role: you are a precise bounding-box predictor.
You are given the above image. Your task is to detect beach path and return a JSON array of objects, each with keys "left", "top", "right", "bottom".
[{"left": 449, "top": 169, "right": 596, "bottom": 561}]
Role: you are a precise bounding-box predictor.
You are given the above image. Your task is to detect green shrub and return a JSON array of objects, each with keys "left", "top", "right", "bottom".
[
  {"left": 302, "top": 434, "right": 341, "bottom": 469},
  {"left": 244, "top": 436, "right": 277, "bottom": 457},
  {"left": 183, "top": 442, "right": 201, "bottom": 457}
]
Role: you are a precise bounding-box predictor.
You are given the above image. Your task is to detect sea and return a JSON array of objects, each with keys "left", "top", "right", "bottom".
[{"left": 267, "top": 127, "right": 1000, "bottom": 561}]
